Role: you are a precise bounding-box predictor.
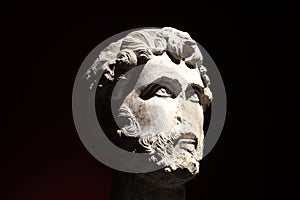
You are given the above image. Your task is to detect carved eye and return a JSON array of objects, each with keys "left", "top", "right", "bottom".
[
  {"left": 189, "top": 93, "right": 200, "bottom": 103},
  {"left": 186, "top": 87, "right": 202, "bottom": 105},
  {"left": 140, "top": 84, "right": 176, "bottom": 100},
  {"left": 155, "top": 87, "right": 173, "bottom": 98}
]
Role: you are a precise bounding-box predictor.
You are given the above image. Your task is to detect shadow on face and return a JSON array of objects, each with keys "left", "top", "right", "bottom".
[{"left": 95, "top": 53, "right": 211, "bottom": 174}]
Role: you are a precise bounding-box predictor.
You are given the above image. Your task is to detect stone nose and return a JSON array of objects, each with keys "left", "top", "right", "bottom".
[
  {"left": 176, "top": 98, "right": 204, "bottom": 138},
  {"left": 179, "top": 123, "right": 199, "bottom": 138},
  {"left": 176, "top": 114, "right": 199, "bottom": 136}
]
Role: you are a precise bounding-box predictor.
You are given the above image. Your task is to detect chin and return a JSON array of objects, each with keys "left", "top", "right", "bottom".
[
  {"left": 147, "top": 143, "right": 202, "bottom": 175},
  {"left": 139, "top": 147, "right": 202, "bottom": 186}
]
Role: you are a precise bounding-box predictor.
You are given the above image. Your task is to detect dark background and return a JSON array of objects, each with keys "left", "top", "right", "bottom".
[{"left": 3, "top": 1, "right": 299, "bottom": 200}]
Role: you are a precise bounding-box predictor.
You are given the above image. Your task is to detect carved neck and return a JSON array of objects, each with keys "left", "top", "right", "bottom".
[{"left": 110, "top": 170, "right": 187, "bottom": 200}]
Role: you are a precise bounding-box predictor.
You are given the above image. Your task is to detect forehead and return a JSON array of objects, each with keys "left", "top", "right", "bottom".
[{"left": 135, "top": 53, "right": 204, "bottom": 89}]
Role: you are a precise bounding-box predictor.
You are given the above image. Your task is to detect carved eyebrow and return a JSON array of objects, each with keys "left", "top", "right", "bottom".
[{"left": 188, "top": 83, "right": 204, "bottom": 94}]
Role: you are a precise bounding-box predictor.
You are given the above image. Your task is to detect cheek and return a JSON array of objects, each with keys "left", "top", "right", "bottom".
[
  {"left": 195, "top": 105, "right": 204, "bottom": 129},
  {"left": 179, "top": 102, "right": 204, "bottom": 138},
  {"left": 123, "top": 94, "right": 204, "bottom": 139},
  {"left": 192, "top": 105, "right": 204, "bottom": 137},
  {"left": 128, "top": 96, "right": 178, "bottom": 137}
]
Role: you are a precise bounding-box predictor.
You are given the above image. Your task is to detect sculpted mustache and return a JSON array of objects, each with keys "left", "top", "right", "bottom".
[
  {"left": 138, "top": 129, "right": 181, "bottom": 154},
  {"left": 116, "top": 106, "right": 201, "bottom": 156},
  {"left": 138, "top": 129, "right": 201, "bottom": 175}
]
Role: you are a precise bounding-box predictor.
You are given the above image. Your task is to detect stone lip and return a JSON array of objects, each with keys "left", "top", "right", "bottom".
[{"left": 175, "top": 133, "right": 198, "bottom": 149}]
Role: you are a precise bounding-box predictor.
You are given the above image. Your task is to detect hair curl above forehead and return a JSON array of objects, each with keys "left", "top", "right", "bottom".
[{"left": 84, "top": 27, "right": 212, "bottom": 107}]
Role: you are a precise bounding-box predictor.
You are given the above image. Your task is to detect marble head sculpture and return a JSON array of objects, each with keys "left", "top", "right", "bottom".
[{"left": 85, "top": 27, "right": 212, "bottom": 177}]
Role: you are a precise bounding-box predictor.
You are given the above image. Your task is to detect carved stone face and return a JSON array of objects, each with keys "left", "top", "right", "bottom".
[{"left": 117, "top": 52, "right": 205, "bottom": 174}]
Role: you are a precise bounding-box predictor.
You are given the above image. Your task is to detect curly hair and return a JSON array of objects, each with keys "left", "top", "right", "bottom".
[{"left": 84, "top": 27, "right": 212, "bottom": 109}]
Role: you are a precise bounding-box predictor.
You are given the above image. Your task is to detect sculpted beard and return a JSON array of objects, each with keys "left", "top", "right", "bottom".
[{"left": 117, "top": 105, "right": 204, "bottom": 175}]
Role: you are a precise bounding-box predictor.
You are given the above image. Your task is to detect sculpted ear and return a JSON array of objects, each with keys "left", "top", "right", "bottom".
[
  {"left": 199, "top": 65, "right": 212, "bottom": 111},
  {"left": 117, "top": 106, "right": 141, "bottom": 138}
]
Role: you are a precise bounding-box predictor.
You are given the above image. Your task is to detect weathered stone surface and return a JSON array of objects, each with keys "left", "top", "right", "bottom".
[{"left": 87, "top": 27, "right": 212, "bottom": 200}]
